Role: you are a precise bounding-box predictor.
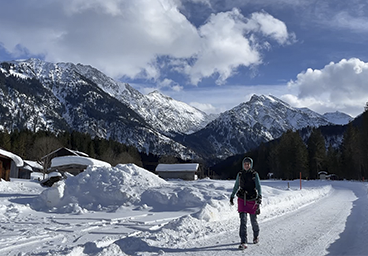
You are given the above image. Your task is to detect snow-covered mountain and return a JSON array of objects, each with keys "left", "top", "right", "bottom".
[
  {"left": 181, "top": 95, "right": 335, "bottom": 159},
  {"left": 322, "top": 111, "right": 353, "bottom": 125},
  {"left": 74, "top": 64, "right": 211, "bottom": 134},
  {"left": 0, "top": 59, "right": 197, "bottom": 159},
  {"left": 0, "top": 58, "right": 354, "bottom": 162}
]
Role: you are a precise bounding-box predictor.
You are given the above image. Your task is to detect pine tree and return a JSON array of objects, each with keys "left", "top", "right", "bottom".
[
  {"left": 273, "top": 130, "right": 308, "bottom": 179},
  {"left": 358, "top": 110, "right": 368, "bottom": 180},
  {"left": 341, "top": 123, "right": 360, "bottom": 179},
  {"left": 307, "top": 128, "right": 327, "bottom": 179},
  {"left": 326, "top": 144, "right": 342, "bottom": 179},
  {"left": 0, "top": 130, "right": 11, "bottom": 151}
]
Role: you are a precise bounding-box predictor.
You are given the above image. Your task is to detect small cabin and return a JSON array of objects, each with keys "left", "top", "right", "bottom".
[
  {"left": 49, "top": 155, "right": 111, "bottom": 176},
  {"left": 318, "top": 171, "right": 328, "bottom": 180},
  {"left": 41, "top": 147, "right": 89, "bottom": 170},
  {"left": 155, "top": 163, "right": 199, "bottom": 180},
  {"left": 0, "top": 148, "right": 24, "bottom": 181}
]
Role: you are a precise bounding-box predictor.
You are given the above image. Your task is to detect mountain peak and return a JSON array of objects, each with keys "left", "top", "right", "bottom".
[{"left": 323, "top": 111, "right": 353, "bottom": 125}]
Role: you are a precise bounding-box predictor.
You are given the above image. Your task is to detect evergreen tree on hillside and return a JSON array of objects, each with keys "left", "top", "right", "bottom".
[
  {"left": 358, "top": 109, "right": 368, "bottom": 179},
  {"left": 307, "top": 128, "right": 326, "bottom": 179},
  {"left": 341, "top": 123, "right": 360, "bottom": 179},
  {"left": 270, "top": 130, "right": 308, "bottom": 179},
  {"left": 326, "top": 144, "right": 342, "bottom": 178},
  {"left": 254, "top": 142, "right": 270, "bottom": 179},
  {"left": 0, "top": 130, "right": 11, "bottom": 151}
]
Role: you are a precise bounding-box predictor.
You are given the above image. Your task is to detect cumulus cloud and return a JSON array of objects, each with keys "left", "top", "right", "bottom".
[
  {"left": 286, "top": 58, "right": 368, "bottom": 116},
  {"left": 188, "top": 8, "right": 262, "bottom": 85},
  {"left": 246, "top": 12, "right": 296, "bottom": 44},
  {"left": 0, "top": 0, "right": 294, "bottom": 87},
  {"left": 183, "top": 8, "right": 295, "bottom": 85}
]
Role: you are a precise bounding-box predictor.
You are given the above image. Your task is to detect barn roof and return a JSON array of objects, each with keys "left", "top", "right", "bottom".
[
  {"left": 51, "top": 155, "right": 111, "bottom": 168},
  {"left": 42, "top": 147, "right": 89, "bottom": 160},
  {"left": 156, "top": 163, "right": 199, "bottom": 172},
  {"left": 24, "top": 160, "right": 43, "bottom": 170},
  {"left": 0, "top": 148, "right": 24, "bottom": 167}
]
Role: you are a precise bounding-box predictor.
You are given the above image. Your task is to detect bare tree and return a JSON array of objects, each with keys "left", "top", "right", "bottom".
[{"left": 31, "top": 137, "right": 62, "bottom": 179}]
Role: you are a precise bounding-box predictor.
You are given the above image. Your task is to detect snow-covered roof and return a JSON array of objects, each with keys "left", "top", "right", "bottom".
[
  {"left": 156, "top": 163, "right": 199, "bottom": 172},
  {"left": 22, "top": 165, "right": 33, "bottom": 171},
  {"left": 51, "top": 155, "right": 111, "bottom": 168},
  {"left": 0, "top": 148, "right": 24, "bottom": 167},
  {"left": 24, "top": 160, "right": 43, "bottom": 170}
]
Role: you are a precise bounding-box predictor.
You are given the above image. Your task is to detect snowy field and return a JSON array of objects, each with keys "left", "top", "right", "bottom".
[{"left": 1, "top": 164, "right": 368, "bottom": 256}]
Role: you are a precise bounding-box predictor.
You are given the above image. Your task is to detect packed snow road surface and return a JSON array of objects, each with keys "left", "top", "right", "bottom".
[{"left": 166, "top": 182, "right": 366, "bottom": 256}]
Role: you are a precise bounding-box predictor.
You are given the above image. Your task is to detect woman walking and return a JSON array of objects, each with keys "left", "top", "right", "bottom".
[{"left": 230, "top": 157, "right": 262, "bottom": 250}]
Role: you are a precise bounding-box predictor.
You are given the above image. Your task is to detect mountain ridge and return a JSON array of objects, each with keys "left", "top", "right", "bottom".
[{"left": 0, "top": 58, "right": 355, "bottom": 162}]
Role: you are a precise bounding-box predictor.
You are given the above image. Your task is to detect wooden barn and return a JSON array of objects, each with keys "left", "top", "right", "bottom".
[
  {"left": 155, "top": 163, "right": 199, "bottom": 180},
  {"left": 41, "top": 147, "right": 89, "bottom": 171},
  {"left": 49, "top": 155, "right": 111, "bottom": 176},
  {"left": 0, "top": 148, "right": 24, "bottom": 181}
]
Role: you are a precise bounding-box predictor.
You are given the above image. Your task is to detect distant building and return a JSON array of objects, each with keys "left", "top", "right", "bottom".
[
  {"left": 20, "top": 160, "right": 43, "bottom": 179},
  {"left": 49, "top": 155, "right": 111, "bottom": 175},
  {"left": 0, "top": 148, "right": 24, "bottom": 181},
  {"left": 155, "top": 163, "right": 199, "bottom": 180},
  {"left": 41, "top": 147, "right": 89, "bottom": 171},
  {"left": 318, "top": 171, "right": 328, "bottom": 180}
]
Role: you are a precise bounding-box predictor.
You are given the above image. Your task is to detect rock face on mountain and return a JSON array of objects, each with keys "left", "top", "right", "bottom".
[
  {"left": 0, "top": 59, "right": 196, "bottom": 159},
  {"left": 0, "top": 58, "right": 353, "bottom": 161},
  {"left": 179, "top": 95, "right": 335, "bottom": 159}
]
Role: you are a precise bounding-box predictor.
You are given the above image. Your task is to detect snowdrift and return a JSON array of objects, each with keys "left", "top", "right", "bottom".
[{"left": 31, "top": 164, "right": 168, "bottom": 213}]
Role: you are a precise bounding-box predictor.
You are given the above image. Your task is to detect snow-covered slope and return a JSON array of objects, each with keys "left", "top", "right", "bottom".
[
  {"left": 74, "top": 65, "right": 211, "bottom": 134},
  {"left": 183, "top": 95, "right": 333, "bottom": 159},
  {"left": 0, "top": 59, "right": 197, "bottom": 159},
  {"left": 323, "top": 111, "right": 353, "bottom": 125}
]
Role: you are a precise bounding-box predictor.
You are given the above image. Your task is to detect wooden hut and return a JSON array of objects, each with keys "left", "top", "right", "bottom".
[{"left": 155, "top": 163, "right": 199, "bottom": 180}]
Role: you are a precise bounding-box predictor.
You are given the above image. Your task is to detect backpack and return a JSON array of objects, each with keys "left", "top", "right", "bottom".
[{"left": 236, "top": 169, "right": 258, "bottom": 201}]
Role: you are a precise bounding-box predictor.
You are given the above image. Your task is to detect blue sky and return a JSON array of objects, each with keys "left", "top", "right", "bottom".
[{"left": 1, "top": 0, "right": 368, "bottom": 117}]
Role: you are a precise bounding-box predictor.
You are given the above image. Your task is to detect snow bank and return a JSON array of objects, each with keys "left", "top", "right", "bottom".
[
  {"left": 31, "top": 164, "right": 167, "bottom": 213},
  {"left": 31, "top": 163, "right": 333, "bottom": 224},
  {"left": 261, "top": 180, "right": 333, "bottom": 220}
]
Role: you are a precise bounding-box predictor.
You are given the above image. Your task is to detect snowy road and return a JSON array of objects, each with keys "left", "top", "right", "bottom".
[{"left": 154, "top": 182, "right": 368, "bottom": 256}]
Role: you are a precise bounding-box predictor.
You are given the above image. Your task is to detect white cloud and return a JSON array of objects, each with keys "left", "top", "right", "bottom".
[
  {"left": 188, "top": 8, "right": 261, "bottom": 85},
  {"left": 185, "top": 8, "right": 295, "bottom": 85},
  {"left": 286, "top": 58, "right": 368, "bottom": 116},
  {"left": 0, "top": 0, "right": 293, "bottom": 86},
  {"left": 332, "top": 11, "right": 368, "bottom": 33},
  {"left": 189, "top": 102, "right": 217, "bottom": 113},
  {"left": 0, "top": 0, "right": 201, "bottom": 80},
  {"left": 246, "top": 12, "right": 295, "bottom": 45}
]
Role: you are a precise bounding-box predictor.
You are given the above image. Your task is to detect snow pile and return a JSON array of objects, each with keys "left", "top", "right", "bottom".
[{"left": 31, "top": 164, "right": 168, "bottom": 213}]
